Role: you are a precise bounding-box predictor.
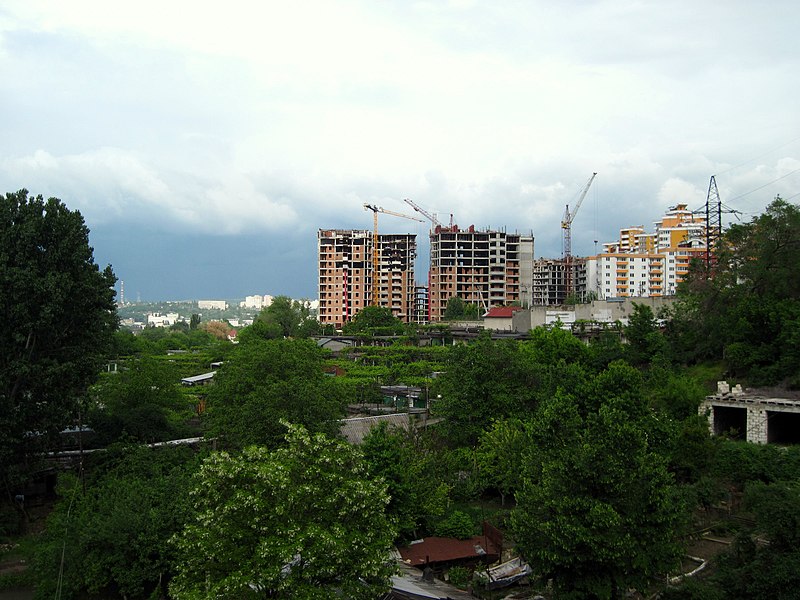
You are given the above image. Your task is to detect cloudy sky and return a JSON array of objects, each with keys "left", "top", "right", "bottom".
[{"left": 2, "top": 1, "right": 799, "bottom": 301}]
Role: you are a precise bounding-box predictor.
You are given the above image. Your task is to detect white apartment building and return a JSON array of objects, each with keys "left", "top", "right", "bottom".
[
  {"left": 587, "top": 204, "right": 708, "bottom": 299},
  {"left": 198, "top": 300, "right": 228, "bottom": 310},
  {"left": 147, "top": 312, "right": 180, "bottom": 327},
  {"left": 239, "top": 295, "right": 274, "bottom": 310}
]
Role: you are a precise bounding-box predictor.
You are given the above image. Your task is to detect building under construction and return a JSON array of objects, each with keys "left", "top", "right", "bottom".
[
  {"left": 317, "top": 229, "right": 416, "bottom": 328},
  {"left": 531, "top": 257, "right": 588, "bottom": 305},
  {"left": 428, "top": 225, "right": 534, "bottom": 322}
]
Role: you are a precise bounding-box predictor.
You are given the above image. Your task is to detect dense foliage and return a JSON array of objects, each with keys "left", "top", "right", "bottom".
[
  {"left": 34, "top": 445, "right": 202, "bottom": 599},
  {"left": 513, "top": 381, "right": 685, "bottom": 598},
  {"left": 342, "top": 305, "right": 405, "bottom": 335},
  {"left": 246, "top": 295, "right": 321, "bottom": 339},
  {"left": 170, "top": 424, "right": 396, "bottom": 599},
  {"left": 667, "top": 197, "right": 800, "bottom": 386},
  {"left": 204, "top": 337, "right": 346, "bottom": 449},
  {"left": 0, "top": 190, "right": 117, "bottom": 491},
  {"left": 442, "top": 295, "right": 483, "bottom": 320}
]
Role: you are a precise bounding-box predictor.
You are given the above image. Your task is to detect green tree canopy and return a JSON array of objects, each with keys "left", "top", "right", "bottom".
[
  {"left": 624, "top": 302, "right": 666, "bottom": 366},
  {"left": 666, "top": 197, "right": 800, "bottom": 385},
  {"left": 433, "top": 334, "right": 539, "bottom": 446},
  {"left": 204, "top": 338, "right": 345, "bottom": 449},
  {"left": 342, "top": 305, "right": 405, "bottom": 335},
  {"left": 434, "top": 328, "right": 592, "bottom": 447},
  {"left": 34, "top": 445, "right": 202, "bottom": 599},
  {"left": 442, "top": 295, "right": 482, "bottom": 320},
  {"left": 253, "top": 295, "right": 320, "bottom": 338},
  {"left": 361, "top": 424, "right": 449, "bottom": 540},
  {"left": 714, "top": 481, "right": 800, "bottom": 599},
  {"left": 87, "top": 357, "right": 191, "bottom": 445},
  {"left": 0, "top": 190, "right": 117, "bottom": 487},
  {"left": 170, "top": 424, "right": 396, "bottom": 599},
  {"left": 513, "top": 383, "right": 685, "bottom": 599}
]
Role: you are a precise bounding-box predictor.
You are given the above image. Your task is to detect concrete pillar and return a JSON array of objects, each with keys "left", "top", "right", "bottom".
[{"left": 746, "top": 406, "right": 768, "bottom": 444}]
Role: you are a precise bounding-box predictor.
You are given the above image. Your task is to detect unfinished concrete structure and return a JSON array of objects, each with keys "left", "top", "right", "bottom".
[
  {"left": 700, "top": 382, "right": 800, "bottom": 445},
  {"left": 531, "top": 257, "right": 588, "bottom": 305},
  {"left": 428, "top": 225, "right": 534, "bottom": 322},
  {"left": 318, "top": 229, "right": 416, "bottom": 328}
]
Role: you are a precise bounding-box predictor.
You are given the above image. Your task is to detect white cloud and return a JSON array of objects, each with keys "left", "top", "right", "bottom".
[
  {"left": 1, "top": 1, "right": 800, "bottom": 296},
  {"left": 1, "top": 148, "right": 298, "bottom": 234}
]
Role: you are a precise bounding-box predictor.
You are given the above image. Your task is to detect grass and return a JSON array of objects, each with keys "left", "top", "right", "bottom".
[{"left": 686, "top": 361, "right": 728, "bottom": 391}]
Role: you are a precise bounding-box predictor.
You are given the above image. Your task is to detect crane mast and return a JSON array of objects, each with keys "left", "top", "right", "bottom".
[
  {"left": 560, "top": 172, "right": 597, "bottom": 302},
  {"left": 561, "top": 172, "right": 597, "bottom": 259},
  {"left": 363, "top": 204, "right": 423, "bottom": 307}
]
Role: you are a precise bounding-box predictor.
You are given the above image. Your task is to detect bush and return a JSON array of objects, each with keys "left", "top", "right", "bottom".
[
  {"left": 447, "top": 565, "right": 471, "bottom": 589},
  {"left": 434, "top": 510, "right": 474, "bottom": 539},
  {"left": 0, "top": 503, "right": 21, "bottom": 538}
]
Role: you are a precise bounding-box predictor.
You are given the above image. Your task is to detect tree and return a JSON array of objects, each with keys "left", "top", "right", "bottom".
[
  {"left": 361, "top": 423, "right": 449, "bottom": 540},
  {"left": 170, "top": 424, "right": 396, "bottom": 599},
  {"left": 204, "top": 338, "right": 346, "bottom": 449},
  {"left": 201, "top": 319, "right": 231, "bottom": 340},
  {"left": 512, "top": 389, "right": 685, "bottom": 599},
  {"left": 255, "top": 295, "right": 319, "bottom": 338},
  {"left": 443, "top": 295, "right": 482, "bottom": 320},
  {"left": 0, "top": 190, "right": 117, "bottom": 490},
  {"left": 434, "top": 334, "right": 538, "bottom": 446},
  {"left": 714, "top": 481, "right": 800, "bottom": 599},
  {"left": 475, "top": 418, "right": 531, "bottom": 505},
  {"left": 666, "top": 197, "right": 800, "bottom": 384},
  {"left": 87, "top": 357, "right": 191, "bottom": 445},
  {"left": 434, "top": 328, "right": 590, "bottom": 447},
  {"left": 625, "top": 302, "right": 666, "bottom": 366},
  {"left": 34, "top": 445, "right": 201, "bottom": 599},
  {"left": 342, "top": 305, "right": 404, "bottom": 335}
]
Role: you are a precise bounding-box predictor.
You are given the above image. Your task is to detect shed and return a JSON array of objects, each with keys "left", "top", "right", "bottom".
[{"left": 181, "top": 371, "right": 216, "bottom": 386}]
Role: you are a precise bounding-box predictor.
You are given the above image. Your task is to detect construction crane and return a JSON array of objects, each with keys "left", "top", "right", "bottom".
[
  {"left": 403, "top": 198, "right": 441, "bottom": 229},
  {"left": 561, "top": 172, "right": 597, "bottom": 301},
  {"left": 363, "top": 204, "right": 424, "bottom": 306},
  {"left": 561, "top": 172, "right": 597, "bottom": 260}
]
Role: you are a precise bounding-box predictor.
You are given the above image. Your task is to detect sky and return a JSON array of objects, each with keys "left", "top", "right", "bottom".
[{"left": 2, "top": 1, "right": 799, "bottom": 302}]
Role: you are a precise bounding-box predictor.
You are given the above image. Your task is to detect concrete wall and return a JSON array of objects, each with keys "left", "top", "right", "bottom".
[
  {"left": 503, "top": 297, "right": 677, "bottom": 332},
  {"left": 700, "top": 382, "right": 800, "bottom": 445}
]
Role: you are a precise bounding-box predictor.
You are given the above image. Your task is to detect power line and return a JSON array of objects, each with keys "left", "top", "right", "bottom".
[
  {"left": 716, "top": 134, "right": 800, "bottom": 176},
  {"left": 726, "top": 166, "right": 800, "bottom": 202}
]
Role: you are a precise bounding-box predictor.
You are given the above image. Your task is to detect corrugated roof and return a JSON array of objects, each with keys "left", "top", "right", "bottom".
[
  {"left": 181, "top": 371, "right": 216, "bottom": 385},
  {"left": 390, "top": 561, "right": 478, "bottom": 599},
  {"left": 398, "top": 535, "right": 500, "bottom": 568}
]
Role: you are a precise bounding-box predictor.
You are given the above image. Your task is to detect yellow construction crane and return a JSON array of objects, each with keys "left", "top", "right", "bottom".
[{"left": 363, "top": 203, "right": 424, "bottom": 306}]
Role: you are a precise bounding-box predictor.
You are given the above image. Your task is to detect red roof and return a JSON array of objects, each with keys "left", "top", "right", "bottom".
[
  {"left": 398, "top": 535, "right": 501, "bottom": 567},
  {"left": 483, "top": 306, "right": 523, "bottom": 319}
]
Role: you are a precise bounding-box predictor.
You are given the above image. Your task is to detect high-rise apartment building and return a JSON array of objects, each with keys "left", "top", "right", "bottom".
[
  {"left": 587, "top": 204, "right": 708, "bottom": 299},
  {"left": 318, "top": 229, "right": 416, "bottom": 328},
  {"left": 428, "top": 225, "right": 534, "bottom": 322}
]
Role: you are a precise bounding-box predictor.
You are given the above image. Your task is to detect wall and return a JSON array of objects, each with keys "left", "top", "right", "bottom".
[{"left": 505, "top": 297, "right": 677, "bottom": 332}]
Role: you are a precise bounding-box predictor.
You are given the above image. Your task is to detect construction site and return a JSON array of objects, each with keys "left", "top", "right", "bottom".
[{"left": 318, "top": 174, "right": 723, "bottom": 326}]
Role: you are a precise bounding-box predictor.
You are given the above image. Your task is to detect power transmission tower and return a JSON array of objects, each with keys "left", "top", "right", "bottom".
[{"left": 705, "top": 175, "right": 722, "bottom": 273}]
